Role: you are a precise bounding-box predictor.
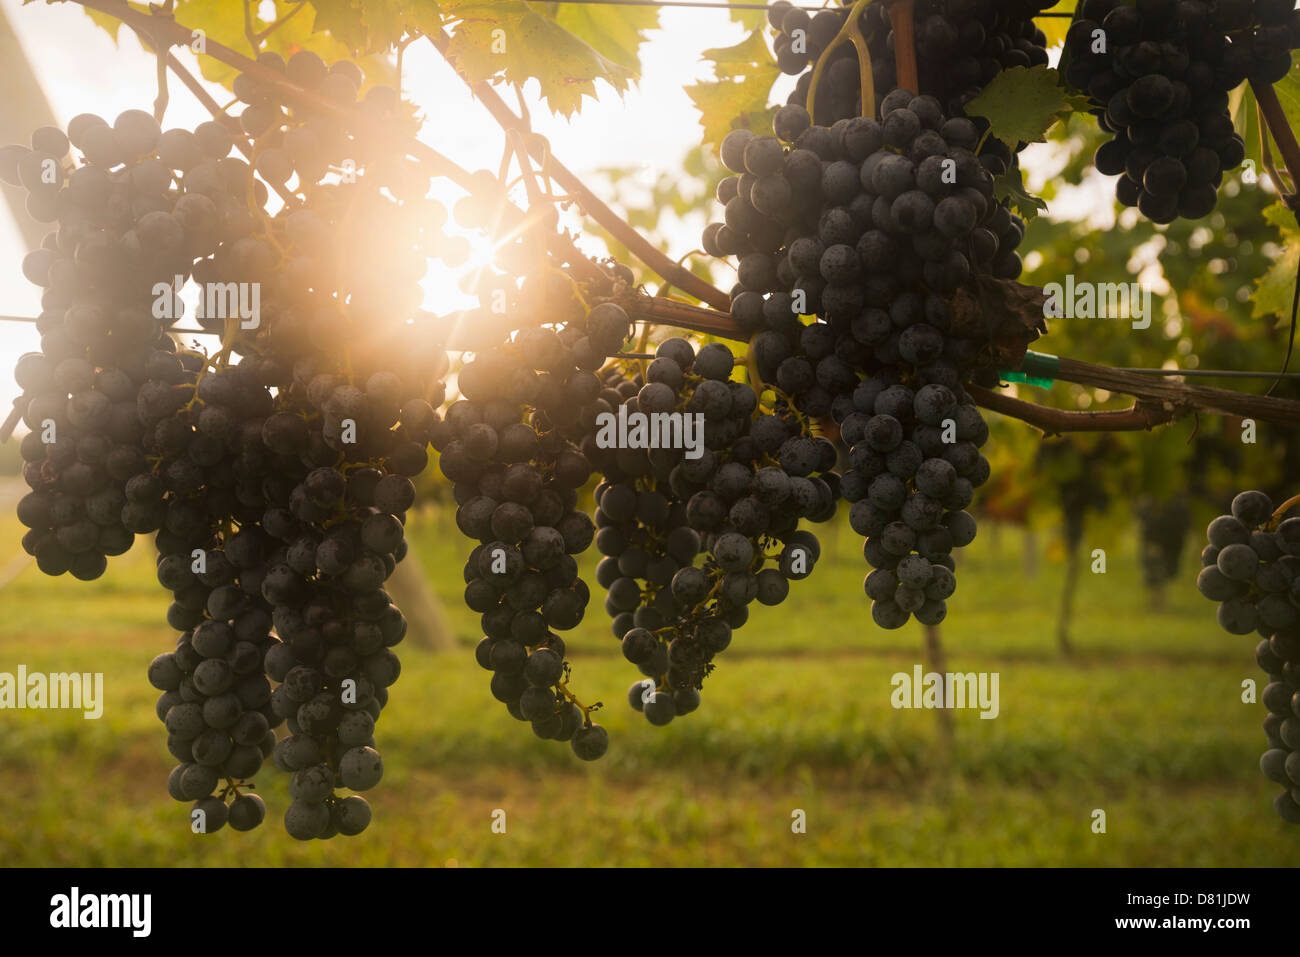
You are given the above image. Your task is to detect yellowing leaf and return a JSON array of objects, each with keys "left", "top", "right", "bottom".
[
  {"left": 59, "top": 0, "right": 153, "bottom": 43},
  {"left": 80, "top": 3, "right": 137, "bottom": 42},
  {"left": 702, "top": 28, "right": 774, "bottom": 80},
  {"left": 308, "top": 0, "right": 369, "bottom": 51},
  {"left": 686, "top": 71, "right": 777, "bottom": 148},
  {"left": 1254, "top": 201, "right": 1300, "bottom": 321},
  {"left": 728, "top": 2, "right": 766, "bottom": 32},
  {"left": 686, "top": 28, "right": 778, "bottom": 149}
]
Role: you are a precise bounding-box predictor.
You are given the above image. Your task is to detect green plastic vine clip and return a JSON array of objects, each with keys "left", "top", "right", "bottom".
[{"left": 998, "top": 350, "right": 1059, "bottom": 389}]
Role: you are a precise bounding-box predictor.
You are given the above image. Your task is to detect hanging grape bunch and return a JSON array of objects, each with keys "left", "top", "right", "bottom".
[
  {"left": 2, "top": 52, "right": 466, "bottom": 840},
  {"left": 1196, "top": 491, "right": 1300, "bottom": 822},
  {"left": 1063, "top": 0, "right": 1299, "bottom": 223},
  {"left": 701, "top": 75, "right": 1030, "bottom": 635},
  {"left": 587, "top": 339, "right": 833, "bottom": 727},
  {"left": 444, "top": 268, "right": 641, "bottom": 761}
]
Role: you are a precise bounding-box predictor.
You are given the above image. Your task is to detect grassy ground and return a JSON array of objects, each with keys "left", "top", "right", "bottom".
[{"left": 0, "top": 490, "right": 1290, "bottom": 867}]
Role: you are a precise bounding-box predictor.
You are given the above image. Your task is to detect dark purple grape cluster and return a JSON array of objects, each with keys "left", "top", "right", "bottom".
[
  {"left": 702, "top": 90, "right": 1010, "bottom": 630},
  {"left": 585, "top": 342, "right": 831, "bottom": 726},
  {"left": 1196, "top": 490, "right": 1300, "bottom": 823},
  {"left": 4, "top": 57, "right": 462, "bottom": 838},
  {"left": 1064, "top": 0, "right": 1297, "bottom": 223},
  {"left": 445, "top": 280, "right": 639, "bottom": 761},
  {"left": 706, "top": 92, "right": 1025, "bottom": 318}
]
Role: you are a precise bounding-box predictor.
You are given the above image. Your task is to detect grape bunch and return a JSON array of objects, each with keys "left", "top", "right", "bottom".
[
  {"left": 702, "top": 91, "right": 1015, "bottom": 628},
  {"left": 1064, "top": 0, "right": 1298, "bottom": 223},
  {"left": 1135, "top": 496, "right": 1192, "bottom": 593},
  {"left": 4, "top": 52, "right": 462, "bottom": 838},
  {"left": 583, "top": 339, "right": 830, "bottom": 726},
  {"left": 445, "top": 283, "right": 639, "bottom": 761},
  {"left": 709, "top": 91, "right": 1026, "bottom": 317},
  {"left": 5, "top": 108, "right": 246, "bottom": 583},
  {"left": 1195, "top": 490, "right": 1300, "bottom": 822}
]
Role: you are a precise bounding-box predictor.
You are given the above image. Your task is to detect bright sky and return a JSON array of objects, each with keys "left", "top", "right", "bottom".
[{"left": 0, "top": 1, "right": 1091, "bottom": 415}]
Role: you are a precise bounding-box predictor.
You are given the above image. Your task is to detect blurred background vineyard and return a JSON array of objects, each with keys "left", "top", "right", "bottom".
[
  {"left": 1, "top": 0, "right": 1298, "bottom": 865},
  {"left": 0, "top": 483, "right": 1294, "bottom": 866}
]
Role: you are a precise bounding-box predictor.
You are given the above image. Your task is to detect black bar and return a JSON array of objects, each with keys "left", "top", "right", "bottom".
[{"left": 0, "top": 867, "right": 1282, "bottom": 942}]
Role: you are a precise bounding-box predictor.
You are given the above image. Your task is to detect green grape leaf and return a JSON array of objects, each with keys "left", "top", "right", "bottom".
[
  {"left": 965, "top": 65, "right": 1078, "bottom": 146},
  {"left": 1253, "top": 201, "right": 1300, "bottom": 323},
  {"left": 1230, "top": 53, "right": 1300, "bottom": 187},
  {"left": 1229, "top": 82, "right": 1261, "bottom": 174},
  {"left": 550, "top": 1, "right": 656, "bottom": 74},
  {"left": 993, "top": 165, "right": 1048, "bottom": 221},
  {"left": 440, "top": 1, "right": 636, "bottom": 117}
]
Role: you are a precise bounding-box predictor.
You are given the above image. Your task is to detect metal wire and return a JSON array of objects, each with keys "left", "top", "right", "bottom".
[
  {"left": 1114, "top": 368, "right": 1300, "bottom": 380},
  {"left": 2, "top": 314, "right": 1291, "bottom": 379},
  {"left": 0, "top": 315, "right": 211, "bottom": 335},
  {"left": 507, "top": 0, "right": 1074, "bottom": 13}
]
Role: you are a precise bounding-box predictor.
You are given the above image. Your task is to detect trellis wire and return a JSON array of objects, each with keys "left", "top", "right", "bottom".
[
  {"left": 0, "top": 312, "right": 1293, "bottom": 378},
  {"left": 509, "top": 0, "right": 1074, "bottom": 14}
]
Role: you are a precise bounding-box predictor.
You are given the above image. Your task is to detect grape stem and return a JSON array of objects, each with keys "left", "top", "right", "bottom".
[
  {"left": 242, "top": 0, "right": 259, "bottom": 54},
  {"left": 807, "top": 0, "right": 877, "bottom": 121},
  {"left": 1250, "top": 80, "right": 1300, "bottom": 395},
  {"left": 847, "top": 3, "right": 876, "bottom": 120},
  {"left": 1269, "top": 494, "right": 1300, "bottom": 528},
  {"left": 150, "top": 5, "right": 171, "bottom": 124}
]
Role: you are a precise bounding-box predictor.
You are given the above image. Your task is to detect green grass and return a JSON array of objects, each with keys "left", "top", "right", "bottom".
[{"left": 0, "top": 500, "right": 1290, "bottom": 867}]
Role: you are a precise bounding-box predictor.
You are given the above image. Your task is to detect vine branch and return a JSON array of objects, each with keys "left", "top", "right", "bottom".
[
  {"left": 619, "top": 296, "right": 1300, "bottom": 429},
  {"left": 887, "top": 0, "right": 917, "bottom": 95},
  {"left": 423, "top": 28, "right": 732, "bottom": 312},
  {"left": 967, "top": 386, "right": 1176, "bottom": 435},
  {"left": 1051, "top": 356, "right": 1300, "bottom": 425},
  {"left": 629, "top": 298, "right": 743, "bottom": 338}
]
